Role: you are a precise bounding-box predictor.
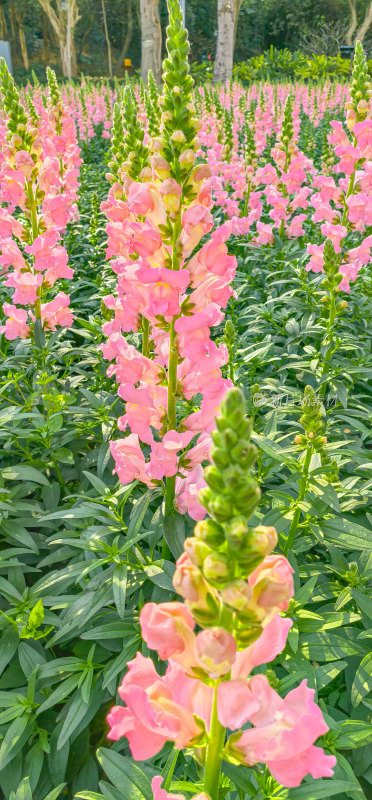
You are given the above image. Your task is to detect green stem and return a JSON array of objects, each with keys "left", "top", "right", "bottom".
[
  {"left": 283, "top": 444, "right": 313, "bottom": 556},
  {"left": 242, "top": 180, "right": 251, "bottom": 216},
  {"left": 26, "top": 181, "right": 42, "bottom": 321},
  {"left": 318, "top": 150, "right": 355, "bottom": 397},
  {"left": 52, "top": 458, "right": 65, "bottom": 497},
  {"left": 319, "top": 288, "right": 336, "bottom": 400},
  {"left": 341, "top": 168, "right": 356, "bottom": 227},
  {"left": 203, "top": 684, "right": 225, "bottom": 800},
  {"left": 142, "top": 317, "right": 149, "bottom": 358},
  {"left": 164, "top": 318, "right": 178, "bottom": 517}
]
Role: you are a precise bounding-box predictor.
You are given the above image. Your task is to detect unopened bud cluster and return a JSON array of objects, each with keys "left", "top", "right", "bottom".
[
  {"left": 294, "top": 386, "right": 327, "bottom": 451},
  {"left": 346, "top": 41, "right": 372, "bottom": 129},
  {"left": 294, "top": 387, "right": 339, "bottom": 483},
  {"left": 322, "top": 238, "right": 343, "bottom": 294},
  {"left": 174, "top": 389, "right": 289, "bottom": 648}
]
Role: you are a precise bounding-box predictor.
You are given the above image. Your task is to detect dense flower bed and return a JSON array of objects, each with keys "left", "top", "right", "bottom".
[{"left": 0, "top": 4, "right": 371, "bottom": 800}]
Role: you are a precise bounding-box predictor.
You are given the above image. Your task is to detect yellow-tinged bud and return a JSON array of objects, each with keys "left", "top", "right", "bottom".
[
  {"left": 179, "top": 149, "right": 197, "bottom": 167},
  {"left": 140, "top": 167, "right": 152, "bottom": 181},
  {"left": 221, "top": 579, "right": 253, "bottom": 611},
  {"left": 203, "top": 552, "right": 233, "bottom": 584},
  {"left": 184, "top": 537, "right": 212, "bottom": 567},
  {"left": 171, "top": 129, "right": 186, "bottom": 143}
]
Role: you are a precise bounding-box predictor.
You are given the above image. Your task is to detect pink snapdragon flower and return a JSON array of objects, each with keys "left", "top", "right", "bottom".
[
  {"left": 229, "top": 679, "right": 336, "bottom": 787},
  {"left": 107, "top": 653, "right": 212, "bottom": 759},
  {"left": 0, "top": 303, "right": 30, "bottom": 340},
  {"left": 152, "top": 777, "right": 209, "bottom": 800}
]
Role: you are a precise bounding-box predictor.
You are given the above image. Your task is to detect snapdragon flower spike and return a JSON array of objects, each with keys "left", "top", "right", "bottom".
[
  {"left": 176, "top": 389, "right": 291, "bottom": 645},
  {"left": 145, "top": 70, "right": 161, "bottom": 137},
  {"left": 0, "top": 59, "right": 76, "bottom": 340},
  {"left": 294, "top": 386, "right": 339, "bottom": 484},
  {"left": 107, "top": 388, "right": 336, "bottom": 793},
  {"left": 307, "top": 43, "right": 372, "bottom": 292},
  {"left": 102, "top": 0, "right": 243, "bottom": 524}
]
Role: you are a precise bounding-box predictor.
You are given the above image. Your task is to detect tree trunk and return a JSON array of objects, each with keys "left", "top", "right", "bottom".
[
  {"left": 140, "top": 0, "right": 162, "bottom": 85},
  {"left": 42, "top": 10, "right": 50, "bottom": 63},
  {"left": 101, "top": 0, "right": 112, "bottom": 77},
  {"left": 213, "top": 0, "right": 242, "bottom": 84},
  {"left": 37, "top": 0, "right": 79, "bottom": 78},
  {"left": 81, "top": 16, "right": 94, "bottom": 57},
  {"left": 355, "top": 0, "right": 372, "bottom": 43},
  {"left": 345, "top": 0, "right": 357, "bottom": 45},
  {"left": 117, "top": 0, "right": 133, "bottom": 74},
  {"left": 9, "top": 5, "right": 16, "bottom": 41},
  {"left": 0, "top": 5, "right": 8, "bottom": 39},
  {"left": 17, "top": 18, "right": 29, "bottom": 71}
]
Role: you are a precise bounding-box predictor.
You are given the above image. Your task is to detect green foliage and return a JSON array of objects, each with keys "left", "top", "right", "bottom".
[
  {"left": 0, "top": 57, "right": 28, "bottom": 133},
  {"left": 0, "top": 21, "right": 372, "bottom": 800},
  {"left": 234, "top": 48, "right": 351, "bottom": 83}
]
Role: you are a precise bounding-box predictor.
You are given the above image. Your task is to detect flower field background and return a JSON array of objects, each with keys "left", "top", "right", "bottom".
[{"left": 0, "top": 2, "right": 371, "bottom": 800}]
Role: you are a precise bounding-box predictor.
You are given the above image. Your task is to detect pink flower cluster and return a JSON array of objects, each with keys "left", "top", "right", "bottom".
[
  {"left": 0, "top": 80, "right": 79, "bottom": 340},
  {"left": 306, "top": 118, "right": 372, "bottom": 291},
  {"left": 107, "top": 558, "right": 336, "bottom": 789},
  {"left": 102, "top": 167, "right": 249, "bottom": 519},
  {"left": 194, "top": 79, "right": 370, "bottom": 292},
  {"left": 197, "top": 82, "right": 346, "bottom": 228}
]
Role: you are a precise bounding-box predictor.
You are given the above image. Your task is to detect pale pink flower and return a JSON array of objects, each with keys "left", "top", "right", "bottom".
[
  {"left": 231, "top": 679, "right": 336, "bottom": 788},
  {"left": 1, "top": 303, "right": 30, "bottom": 340},
  {"left": 40, "top": 293, "right": 73, "bottom": 330},
  {"left": 107, "top": 653, "right": 212, "bottom": 759},
  {"left": 256, "top": 222, "right": 274, "bottom": 245},
  {"left": 249, "top": 554, "right": 294, "bottom": 611},
  {"left": 5, "top": 270, "right": 43, "bottom": 305}
]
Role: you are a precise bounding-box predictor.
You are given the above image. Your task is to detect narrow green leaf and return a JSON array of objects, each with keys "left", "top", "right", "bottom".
[
  {"left": 37, "top": 674, "right": 81, "bottom": 715},
  {"left": 163, "top": 510, "right": 185, "bottom": 559},
  {"left": 0, "top": 715, "right": 30, "bottom": 770},
  {"left": 2, "top": 465, "right": 49, "bottom": 486},
  {"left": 351, "top": 654, "right": 372, "bottom": 707},
  {"left": 112, "top": 563, "right": 128, "bottom": 619},
  {"left": 57, "top": 690, "right": 90, "bottom": 749},
  {"left": 337, "top": 720, "right": 372, "bottom": 749},
  {"left": 97, "top": 748, "right": 152, "bottom": 800},
  {"left": 0, "top": 630, "right": 18, "bottom": 676},
  {"left": 288, "top": 780, "right": 363, "bottom": 798}
]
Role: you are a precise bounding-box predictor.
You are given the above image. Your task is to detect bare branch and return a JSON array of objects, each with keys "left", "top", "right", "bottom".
[
  {"left": 355, "top": 0, "right": 372, "bottom": 44},
  {"left": 345, "top": 0, "right": 357, "bottom": 46}
]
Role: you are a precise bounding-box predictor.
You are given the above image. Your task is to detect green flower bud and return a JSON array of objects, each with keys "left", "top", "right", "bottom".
[
  {"left": 230, "top": 441, "right": 257, "bottom": 467},
  {"left": 234, "top": 486, "right": 261, "bottom": 515},
  {"left": 205, "top": 494, "right": 235, "bottom": 522},
  {"left": 221, "top": 429, "right": 239, "bottom": 450},
  {"left": 204, "top": 465, "right": 226, "bottom": 494},
  {"left": 194, "top": 519, "right": 225, "bottom": 547},
  {"left": 225, "top": 516, "right": 248, "bottom": 549},
  {"left": 220, "top": 387, "right": 246, "bottom": 422},
  {"left": 210, "top": 446, "right": 230, "bottom": 470},
  {"left": 215, "top": 415, "right": 230, "bottom": 433},
  {"left": 234, "top": 623, "right": 263, "bottom": 649},
  {"left": 203, "top": 551, "right": 233, "bottom": 584},
  {"left": 238, "top": 525, "right": 278, "bottom": 571},
  {"left": 184, "top": 537, "right": 212, "bottom": 567}
]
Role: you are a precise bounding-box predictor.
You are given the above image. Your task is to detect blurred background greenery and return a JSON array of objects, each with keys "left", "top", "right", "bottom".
[{"left": 2, "top": 0, "right": 372, "bottom": 83}]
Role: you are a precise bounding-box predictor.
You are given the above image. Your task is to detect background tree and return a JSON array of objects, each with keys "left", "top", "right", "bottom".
[
  {"left": 8, "top": 0, "right": 30, "bottom": 70},
  {"left": 299, "top": 19, "right": 350, "bottom": 55},
  {"left": 213, "top": 0, "right": 243, "bottom": 82},
  {"left": 101, "top": 0, "right": 112, "bottom": 76},
  {"left": 345, "top": 0, "right": 372, "bottom": 45},
  {"left": 140, "top": 0, "right": 162, "bottom": 83},
  {"left": 36, "top": 0, "right": 80, "bottom": 78}
]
